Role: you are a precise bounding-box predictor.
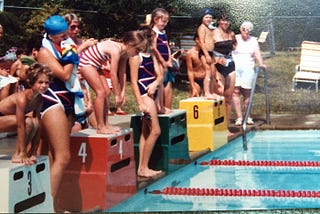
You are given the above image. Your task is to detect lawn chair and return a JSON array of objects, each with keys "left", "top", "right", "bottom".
[{"left": 292, "top": 41, "right": 320, "bottom": 92}]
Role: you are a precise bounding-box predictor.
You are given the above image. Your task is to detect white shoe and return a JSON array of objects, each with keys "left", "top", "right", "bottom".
[
  {"left": 247, "top": 117, "right": 254, "bottom": 125},
  {"left": 235, "top": 118, "right": 242, "bottom": 126}
]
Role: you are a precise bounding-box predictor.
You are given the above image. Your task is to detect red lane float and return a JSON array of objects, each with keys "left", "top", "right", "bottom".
[
  {"left": 199, "top": 160, "right": 320, "bottom": 167},
  {"left": 149, "top": 187, "right": 320, "bottom": 198}
]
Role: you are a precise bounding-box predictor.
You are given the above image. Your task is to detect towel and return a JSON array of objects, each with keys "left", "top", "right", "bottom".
[{"left": 42, "top": 36, "right": 85, "bottom": 117}]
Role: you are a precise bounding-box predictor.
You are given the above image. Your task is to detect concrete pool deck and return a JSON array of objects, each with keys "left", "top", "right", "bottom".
[{"left": 1, "top": 113, "right": 320, "bottom": 212}]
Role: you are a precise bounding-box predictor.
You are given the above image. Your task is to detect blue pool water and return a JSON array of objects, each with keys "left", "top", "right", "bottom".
[{"left": 106, "top": 130, "right": 320, "bottom": 212}]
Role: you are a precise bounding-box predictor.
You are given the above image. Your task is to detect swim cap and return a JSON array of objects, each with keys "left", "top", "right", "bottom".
[
  {"left": 44, "top": 15, "right": 68, "bottom": 35},
  {"left": 202, "top": 8, "right": 213, "bottom": 18}
]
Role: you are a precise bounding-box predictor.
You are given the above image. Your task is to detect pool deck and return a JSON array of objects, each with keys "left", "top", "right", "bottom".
[{"left": 1, "top": 113, "right": 320, "bottom": 212}]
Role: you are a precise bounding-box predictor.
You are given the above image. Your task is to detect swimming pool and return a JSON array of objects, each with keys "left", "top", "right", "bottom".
[{"left": 106, "top": 130, "right": 320, "bottom": 212}]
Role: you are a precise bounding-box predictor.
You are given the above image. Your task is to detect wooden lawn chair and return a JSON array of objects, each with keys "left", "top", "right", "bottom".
[{"left": 292, "top": 41, "right": 320, "bottom": 92}]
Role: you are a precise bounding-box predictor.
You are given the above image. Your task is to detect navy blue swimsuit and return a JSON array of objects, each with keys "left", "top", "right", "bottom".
[{"left": 214, "top": 40, "right": 235, "bottom": 78}]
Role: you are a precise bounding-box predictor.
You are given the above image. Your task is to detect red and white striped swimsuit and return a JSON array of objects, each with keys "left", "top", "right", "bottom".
[{"left": 78, "top": 42, "right": 109, "bottom": 69}]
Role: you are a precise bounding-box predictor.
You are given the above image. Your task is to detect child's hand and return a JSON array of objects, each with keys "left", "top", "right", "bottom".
[
  {"left": 0, "top": 68, "right": 9, "bottom": 76},
  {"left": 205, "top": 55, "right": 212, "bottom": 64},
  {"left": 84, "top": 38, "right": 98, "bottom": 49},
  {"left": 146, "top": 82, "right": 158, "bottom": 97}
]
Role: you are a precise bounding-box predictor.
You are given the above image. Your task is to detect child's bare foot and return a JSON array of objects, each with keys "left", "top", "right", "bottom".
[
  {"left": 138, "top": 168, "right": 162, "bottom": 178},
  {"left": 158, "top": 106, "right": 172, "bottom": 114},
  {"left": 29, "top": 155, "right": 38, "bottom": 163},
  {"left": 96, "top": 125, "right": 121, "bottom": 134},
  {"left": 12, "top": 154, "right": 36, "bottom": 166},
  {"left": 206, "top": 93, "right": 221, "bottom": 100},
  {"left": 108, "top": 124, "right": 121, "bottom": 132}
]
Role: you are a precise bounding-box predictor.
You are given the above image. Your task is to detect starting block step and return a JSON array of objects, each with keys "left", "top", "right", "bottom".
[
  {"left": 56, "top": 128, "right": 136, "bottom": 212},
  {"left": 179, "top": 97, "right": 227, "bottom": 151},
  {"left": 0, "top": 155, "right": 53, "bottom": 213},
  {"left": 130, "top": 109, "right": 190, "bottom": 172}
]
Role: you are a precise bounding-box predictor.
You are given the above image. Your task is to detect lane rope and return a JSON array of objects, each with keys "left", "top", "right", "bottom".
[
  {"left": 197, "top": 160, "right": 320, "bottom": 167},
  {"left": 146, "top": 187, "right": 320, "bottom": 198}
]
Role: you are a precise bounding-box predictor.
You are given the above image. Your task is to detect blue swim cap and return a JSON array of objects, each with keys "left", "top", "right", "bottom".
[
  {"left": 202, "top": 8, "right": 214, "bottom": 18},
  {"left": 44, "top": 15, "right": 68, "bottom": 35}
]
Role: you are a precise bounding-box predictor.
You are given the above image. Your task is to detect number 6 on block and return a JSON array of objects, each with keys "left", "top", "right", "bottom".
[{"left": 78, "top": 142, "right": 87, "bottom": 163}]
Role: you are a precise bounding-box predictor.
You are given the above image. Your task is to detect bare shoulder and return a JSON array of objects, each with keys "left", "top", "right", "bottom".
[
  {"left": 0, "top": 93, "right": 18, "bottom": 114},
  {"left": 38, "top": 47, "right": 54, "bottom": 62}
]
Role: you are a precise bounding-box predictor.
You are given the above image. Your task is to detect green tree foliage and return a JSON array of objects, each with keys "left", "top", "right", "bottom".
[{"left": 0, "top": 12, "right": 28, "bottom": 56}]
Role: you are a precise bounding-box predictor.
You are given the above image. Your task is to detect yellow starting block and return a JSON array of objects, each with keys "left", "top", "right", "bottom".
[
  {"left": 179, "top": 97, "right": 227, "bottom": 151},
  {"left": 0, "top": 155, "right": 53, "bottom": 213}
]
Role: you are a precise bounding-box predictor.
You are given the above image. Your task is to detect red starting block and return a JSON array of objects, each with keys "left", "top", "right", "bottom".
[
  {"left": 56, "top": 128, "right": 136, "bottom": 212},
  {"left": 0, "top": 155, "right": 53, "bottom": 213}
]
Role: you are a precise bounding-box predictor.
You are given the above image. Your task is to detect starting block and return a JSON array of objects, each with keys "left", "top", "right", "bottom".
[
  {"left": 56, "top": 128, "right": 136, "bottom": 212},
  {"left": 179, "top": 97, "right": 227, "bottom": 151},
  {"left": 130, "top": 109, "right": 190, "bottom": 172},
  {"left": 0, "top": 155, "right": 53, "bottom": 213}
]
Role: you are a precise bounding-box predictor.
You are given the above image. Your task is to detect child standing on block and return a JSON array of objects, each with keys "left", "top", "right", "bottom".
[
  {"left": 129, "top": 27, "right": 163, "bottom": 178},
  {"left": 197, "top": 8, "right": 221, "bottom": 99},
  {"left": 150, "top": 8, "right": 172, "bottom": 112},
  {"left": 78, "top": 31, "right": 151, "bottom": 134},
  {"left": 0, "top": 63, "right": 53, "bottom": 165}
]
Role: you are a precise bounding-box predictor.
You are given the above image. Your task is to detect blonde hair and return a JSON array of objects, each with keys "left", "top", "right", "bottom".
[
  {"left": 150, "top": 8, "right": 169, "bottom": 27},
  {"left": 64, "top": 13, "right": 81, "bottom": 25}
]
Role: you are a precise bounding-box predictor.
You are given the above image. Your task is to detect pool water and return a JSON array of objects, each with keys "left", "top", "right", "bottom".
[{"left": 106, "top": 130, "right": 320, "bottom": 212}]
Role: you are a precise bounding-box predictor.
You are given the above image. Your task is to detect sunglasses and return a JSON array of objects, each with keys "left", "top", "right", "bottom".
[{"left": 70, "top": 25, "right": 80, "bottom": 30}]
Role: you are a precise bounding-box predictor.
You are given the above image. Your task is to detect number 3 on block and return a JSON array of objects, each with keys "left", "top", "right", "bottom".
[{"left": 78, "top": 142, "right": 88, "bottom": 163}]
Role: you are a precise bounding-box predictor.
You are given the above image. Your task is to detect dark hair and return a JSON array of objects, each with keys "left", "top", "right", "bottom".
[
  {"left": 217, "top": 13, "right": 230, "bottom": 22},
  {"left": 26, "top": 34, "right": 43, "bottom": 55},
  {"left": 25, "top": 63, "right": 53, "bottom": 88}
]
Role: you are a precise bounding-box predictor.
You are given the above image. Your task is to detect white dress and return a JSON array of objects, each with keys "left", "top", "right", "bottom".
[{"left": 232, "top": 34, "right": 259, "bottom": 89}]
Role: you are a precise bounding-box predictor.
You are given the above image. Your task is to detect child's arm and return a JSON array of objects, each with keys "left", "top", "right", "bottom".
[
  {"left": 38, "top": 48, "right": 74, "bottom": 82},
  {"left": 108, "top": 43, "right": 123, "bottom": 108},
  {"left": 15, "top": 94, "right": 28, "bottom": 159},
  {"left": 129, "top": 55, "right": 148, "bottom": 113},
  {"left": 118, "top": 56, "right": 127, "bottom": 104}
]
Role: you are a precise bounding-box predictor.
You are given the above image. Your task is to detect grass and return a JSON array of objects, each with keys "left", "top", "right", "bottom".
[{"left": 110, "top": 51, "right": 320, "bottom": 117}]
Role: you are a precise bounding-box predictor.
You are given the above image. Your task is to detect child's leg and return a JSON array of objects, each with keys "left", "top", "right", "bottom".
[
  {"left": 81, "top": 67, "right": 119, "bottom": 134},
  {"left": 137, "top": 96, "right": 162, "bottom": 177},
  {"left": 164, "top": 81, "right": 173, "bottom": 109}
]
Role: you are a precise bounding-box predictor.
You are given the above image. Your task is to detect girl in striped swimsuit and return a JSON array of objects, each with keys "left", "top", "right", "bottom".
[{"left": 78, "top": 30, "right": 150, "bottom": 134}]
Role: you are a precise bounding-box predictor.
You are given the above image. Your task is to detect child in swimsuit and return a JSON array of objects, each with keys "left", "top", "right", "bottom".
[
  {"left": 150, "top": 8, "right": 173, "bottom": 112},
  {"left": 0, "top": 63, "right": 53, "bottom": 165},
  {"left": 78, "top": 30, "right": 151, "bottom": 134},
  {"left": 129, "top": 26, "right": 163, "bottom": 178}
]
